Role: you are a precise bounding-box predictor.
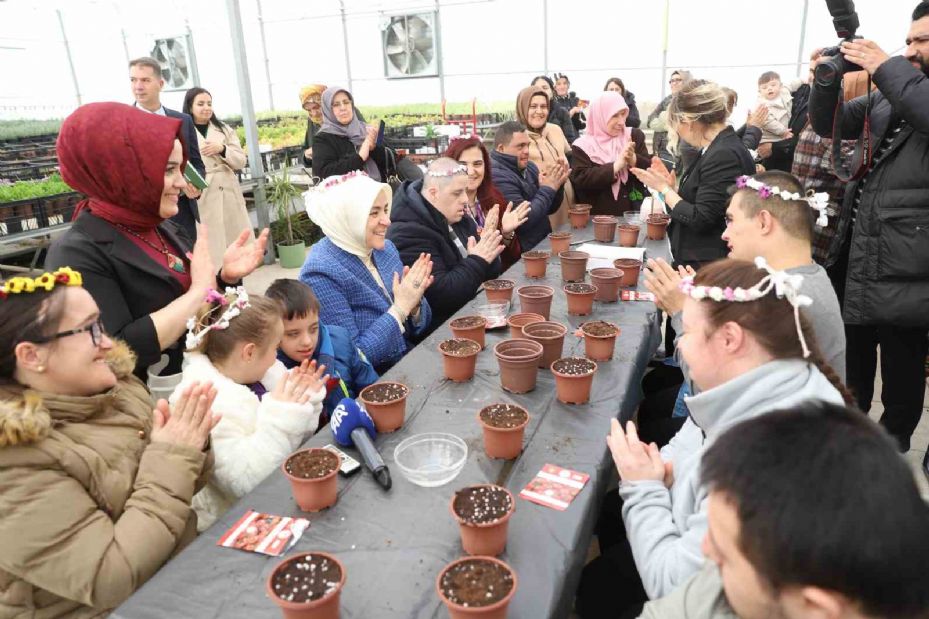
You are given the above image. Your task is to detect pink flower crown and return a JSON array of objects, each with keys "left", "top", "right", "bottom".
[
  {"left": 309, "top": 170, "right": 370, "bottom": 192},
  {"left": 185, "top": 286, "right": 251, "bottom": 350},
  {"left": 448, "top": 134, "right": 482, "bottom": 144},
  {"left": 426, "top": 164, "right": 467, "bottom": 178},
  {"left": 735, "top": 176, "right": 830, "bottom": 228}
]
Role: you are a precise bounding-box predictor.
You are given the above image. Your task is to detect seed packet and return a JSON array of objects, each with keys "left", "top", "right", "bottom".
[
  {"left": 217, "top": 510, "right": 309, "bottom": 556},
  {"left": 621, "top": 290, "right": 656, "bottom": 302},
  {"left": 519, "top": 463, "right": 590, "bottom": 511}
]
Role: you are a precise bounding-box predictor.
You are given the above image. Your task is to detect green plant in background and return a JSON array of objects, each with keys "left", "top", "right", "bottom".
[
  {"left": 265, "top": 167, "right": 305, "bottom": 246},
  {"left": 0, "top": 173, "right": 73, "bottom": 204},
  {"left": 0, "top": 119, "right": 63, "bottom": 141}
]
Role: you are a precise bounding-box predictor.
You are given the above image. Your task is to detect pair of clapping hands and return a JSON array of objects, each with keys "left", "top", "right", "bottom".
[{"left": 540, "top": 158, "right": 571, "bottom": 190}]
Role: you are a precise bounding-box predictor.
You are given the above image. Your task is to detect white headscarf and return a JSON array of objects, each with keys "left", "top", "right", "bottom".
[{"left": 304, "top": 173, "right": 393, "bottom": 259}]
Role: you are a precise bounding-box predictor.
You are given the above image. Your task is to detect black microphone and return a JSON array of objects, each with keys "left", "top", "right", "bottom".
[{"left": 330, "top": 398, "right": 391, "bottom": 490}]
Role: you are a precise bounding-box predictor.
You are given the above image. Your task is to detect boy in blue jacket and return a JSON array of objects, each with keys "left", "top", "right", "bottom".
[{"left": 266, "top": 279, "right": 379, "bottom": 424}]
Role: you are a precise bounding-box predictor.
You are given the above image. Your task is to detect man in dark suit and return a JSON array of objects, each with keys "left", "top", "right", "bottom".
[{"left": 129, "top": 56, "right": 205, "bottom": 241}]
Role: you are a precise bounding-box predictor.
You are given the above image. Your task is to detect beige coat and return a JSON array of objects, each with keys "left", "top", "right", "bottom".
[
  {"left": 527, "top": 123, "right": 575, "bottom": 229},
  {"left": 0, "top": 342, "right": 212, "bottom": 618},
  {"left": 196, "top": 123, "right": 254, "bottom": 266}
]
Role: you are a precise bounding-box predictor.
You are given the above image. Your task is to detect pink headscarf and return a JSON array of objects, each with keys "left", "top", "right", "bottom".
[{"left": 573, "top": 91, "right": 632, "bottom": 199}]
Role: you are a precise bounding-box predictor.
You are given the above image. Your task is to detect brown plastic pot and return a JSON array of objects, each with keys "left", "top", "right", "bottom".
[
  {"left": 477, "top": 404, "right": 530, "bottom": 459},
  {"left": 506, "top": 312, "right": 545, "bottom": 339},
  {"left": 437, "top": 556, "right": 518, "bottom": 619},
  {"left": 582, "top": 321, "right": 620, "bottom": 361},
  {"left": 563, "top": 283, "right": 598, "bottom": 316},
  {"left": 521, "top": 321, "right": 567, "bottom": 369},
  {"left": 646, "top": 214, "right": 670, "bottom": 240},
  {"left": 592, "top": 215, "right": 618, "bottom": 243},
  {"left": 494, "top": 339, "right": 543, "bottom": 393},
  {"left": 267, "top": 552, "right": 345, "bottom": 619},
  {"left": 569, "top": 204, "right": 592, "bottom": 228},
  {"left": 618, "top": 224, "right": 640, "bottom": 247},
  {"left": 282, "top": 448, "right": 340, "bottom": 512},
  {"left": 450, "top": 315, "right": 487, "bottom": 349},
  {"left": 516, "top": 285, "right": 554, "bottom": 320},
  {"left": 548, "top": 231, "right": 572, "bottom": 255},
  {"left": 439, "top": 338, "right": 481, "bottom": 382},
  {"left": 589, "top": 268, "right": 624, "bottom": 303},
  {"left": 559, "top": 250, "right": 590, "bottom": 283},
  {"left": 613, "top": 258, "right": 643, "bottom": 287},
  {"left": 522, "top": 251, "right": 550, "bottom": 279},
  {"left": 450, "top": 485, "right": 516, "bottom": 556},
  {"left": 551, "top": 357, "right": 598, "bottom": 404},
  {"left": 484, "top": 279, "right": 516, "bottom": 304},
  {"left": 358, "top": 382, "right": 409, "bottom": 433}
]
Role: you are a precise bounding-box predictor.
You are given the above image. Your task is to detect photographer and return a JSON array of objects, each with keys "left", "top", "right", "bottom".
[{"left": 809, "top": 1, "right": 929, "bottom": 454}]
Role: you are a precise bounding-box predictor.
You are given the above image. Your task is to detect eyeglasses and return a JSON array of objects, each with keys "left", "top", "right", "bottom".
[{"left": 30, "top": 317, "right": 107, "bottom": 348}]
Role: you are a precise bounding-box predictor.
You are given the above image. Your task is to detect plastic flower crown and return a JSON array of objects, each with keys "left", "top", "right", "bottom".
[
  {"left": 448, "top": 133, "right": 482, "bottom": 144},
  {"left": 185, "top": 286, "right": 251, "bottom": 350},
  {"left": 425, "top": 164, "right": 467, "bottom": 178},
  {"left": 0, "top": 267, "right": 83, "bottom": 299},
  {"left": 679, "top": 256, "right": 814, "bottom": 358},
  {"left": 736, "top": 175, "right": 830, "bottom": 228},
  {"left": 311, "top": 170, "right": 369, "bottom": 192}
]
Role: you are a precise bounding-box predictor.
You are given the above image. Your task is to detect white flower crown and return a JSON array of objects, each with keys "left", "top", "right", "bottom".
[
  {"left": 735, "top": 175, "right": 830, "bottom": 228},
  {"left": 425, "top": 164, "right": 467, "bottom": 178},
  {"left": 185, "top": 286, "right": 251, "bottom": 350}
]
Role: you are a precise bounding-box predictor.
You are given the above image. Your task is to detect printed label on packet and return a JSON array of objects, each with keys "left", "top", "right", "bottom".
[
  {"left": 621, "top": 290, "right": 656, "bottom": 302},
  {"left": 519, "top": 464, "right": 590, "bottom": 511},
  {"left": 217, "top": 510, "right": 309, "bottom": 556}
]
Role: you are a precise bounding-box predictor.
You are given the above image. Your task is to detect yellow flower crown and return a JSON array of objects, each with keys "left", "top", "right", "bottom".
[{"left": 1, "top": 267, "right": 83, "bottom": 298}]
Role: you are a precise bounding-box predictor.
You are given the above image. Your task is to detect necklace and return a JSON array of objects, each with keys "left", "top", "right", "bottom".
[{"left": 116, "top": 224, "right": 186, "bottom": 273}]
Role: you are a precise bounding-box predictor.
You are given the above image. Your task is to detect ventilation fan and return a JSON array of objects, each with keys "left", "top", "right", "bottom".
[
  {"left": 381, "top": 13, "right": 438, "bottom": 78},
  {"left": 150, "top": 35, "right": 198, "bottom": 91}
]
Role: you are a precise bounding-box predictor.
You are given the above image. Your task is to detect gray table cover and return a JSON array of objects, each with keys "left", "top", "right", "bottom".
[{"left": 113, "top": 225, "right": 671, "bottom": 619}]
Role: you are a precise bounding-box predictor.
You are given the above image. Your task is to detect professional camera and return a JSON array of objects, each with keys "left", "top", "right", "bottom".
[{"left": 815, "top": 0, "right": 864, "bottom": 87}]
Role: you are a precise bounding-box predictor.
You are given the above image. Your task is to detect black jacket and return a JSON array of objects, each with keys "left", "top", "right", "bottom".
[
  {"left": 623, "top": 90, "right": 642, "bottom": 129},
  {"left": 735, "top": 124, "right": 763, "bottom": 151},
  {"left": 312, "top": 130, "right": 390, "bottom": 180},
  {"left": 490, "top": 150, "right": 563, "bottom": 250},
  {"left": 810, "top": 56, "right": 929, "bottom": 327},
  {"left": 553, "top": 92, "right": 585, "bottom": 136},
  {"left": 302, "top": 118, "right": 319, "bottom": 167},
  {"left": 668, "top": 126, "right": 755, "bottom": 265},
  {"left": 165, "top": 107, "right": 204, "bottom": 240},
  {"left": 386, "top": 180, "right": 501, "bottom": 328}
]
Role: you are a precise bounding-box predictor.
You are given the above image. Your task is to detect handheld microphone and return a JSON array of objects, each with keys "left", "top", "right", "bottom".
[{"left": 330, "top": 398, "right": 391, "bottom": 490}]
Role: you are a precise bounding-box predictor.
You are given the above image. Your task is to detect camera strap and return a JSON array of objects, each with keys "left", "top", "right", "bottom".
[{"left": 830, "top": 74, "right": 873, "bottom": 182}]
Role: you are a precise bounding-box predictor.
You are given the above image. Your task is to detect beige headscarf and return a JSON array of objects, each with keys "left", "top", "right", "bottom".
[{"left": 304, "top": 173, "right": 393, "bottom": 259}]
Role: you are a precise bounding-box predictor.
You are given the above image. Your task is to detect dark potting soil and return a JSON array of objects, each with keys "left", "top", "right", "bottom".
[
  {"left": 582, "top": 321, "right": 619, "bottom": 337},
  {"left": 522, "top": 250, "right": 549, "bottom": 259},
  {"left": 618, "top": 224, "right": 640, "bottom": 231},
  {"left": 647, "top": 214, "right": 670, "bottom": 223},
  {"left": 564, "top": 283, "right": 596, "bottom": 293},
  {"left": 441, "top": 338, "right": 481, "bottom": 356},
  {"left": 453, "top": 485, "right": 513, "bottom": 524},
  {"left": 553, "top": 357, "right": 596, "bottom": 375},
  {"left": 285, "top": 449, "right": 339, "bottom": 479},
  {"left": 271, "top": 554, "right": 342, "bottom": 604},
  {"left": 549, "top": 232, "right": 571, "bottom": 239},
  {"left": 484, "top": 279, "right": 515, "bottom": 290},
  {"left": 479, "top": 403, "right": 529, "bottom": 429},
  {"left": 519, "top": 288, "right": 552, "bottom": 298},
  {"left": 451, "top": 316, "right": 486, "bottom": 329},
  {"left": 440, "top": 558, "right": 515, "bottom": 608},
  {"left": 362, "top": 382, "right": 409, "bottom": 403}
]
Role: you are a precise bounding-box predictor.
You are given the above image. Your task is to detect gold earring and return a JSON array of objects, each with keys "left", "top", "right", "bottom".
[{"left": 36, "top": 365, "right": 45, "bottom": 373}]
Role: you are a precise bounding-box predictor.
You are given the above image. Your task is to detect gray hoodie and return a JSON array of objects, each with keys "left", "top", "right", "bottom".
[
  {"left": 619, "top": 359, "right": 844, "bottom": 598},
  {"left": 639, "top": 563, "right": 737, "bottom": 619}
]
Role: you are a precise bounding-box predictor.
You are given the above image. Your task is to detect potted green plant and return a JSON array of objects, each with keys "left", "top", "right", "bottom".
[{"left": 266, "top": 167, "right": 307, "bottom": 268}]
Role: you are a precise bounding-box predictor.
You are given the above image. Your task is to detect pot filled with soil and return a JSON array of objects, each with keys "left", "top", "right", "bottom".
[
  {"left": 437, "top": 556, "right": 517, "bottom": 619},
  {"left": 551, "top": 357, "right": 598, "bottom": 404},
  {"left": 450, "top": 484, "right": 516, "bottom": 556},
  {"left": 613, "top": 258, "right": 642, "bottom": 287},
  {"left": 581, "top": 321, "right": 620, "bottom": 361},
  {"left": 450, "top": 315, "right": 488, "bottom": 349},
  {"left": 617, "top": 224, "right": 640, "bottom": 247},
  {"left": 646, "top": 213, "right": 670, "bottom": 240},
  {"left": 522, "top": 250, "right": 550, "bottom": 279},
  {"left": 506, "top": 312, "right": 545, "bottom": 339},
  {"left": 494, "top": 339, "right": 543, "bottom": 393},
  {"left": 559, "top": 250, "right": 590, "bottom": 283},
  {"left": 267, "top": 552, "right": 345, "bottom": 619},
  {"left": 484, "top": 279, "right": 516, "bottom": 304},
  {"left": 592, "top": 215, "right": 618, "bottom": 243},
  {"left": 548, "top": 231, "right": 572, "bottom": 255},
  {"left": 589, "top": 267, "right": 624, "bottom": 303},
  {"left": 439, "top": 338, "right": 482, "bottom": 382},
  {"left": 282, "top": 448, "right": 341, "bottom": 512},
  {"left": 563, "top": 282, "right": 598, "bottom": 316},
  {"left": 521, "top": 321, "right": 567, "bottom": 369},
  {"left": 477, "top": 403, "right": 530, "bottom": 460},
  {"left": 516, "top": 285, "right": 554, "bottom": 320},
  {"left": 358, "top": 382, "right": 409, "bottom": 432},
  {"left": 569, "top": 204, "right": 592, "bottom": 229}
]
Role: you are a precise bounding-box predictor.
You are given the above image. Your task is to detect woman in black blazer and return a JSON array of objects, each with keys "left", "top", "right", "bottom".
[
  {"left": 632, "top": 81, "right": 755, "bottom": 267},
  {"left": 312, "top": 86, "right": 390, "bottom": 180},
  {"left": 47, "top": 102, "right": 268, "bottom": 382}
]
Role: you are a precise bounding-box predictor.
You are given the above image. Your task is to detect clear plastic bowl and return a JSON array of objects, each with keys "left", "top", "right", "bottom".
[
  {"left": 474, "top": 301, "right": 510, "bottom": 329},
  {"left": 622, "top": 212, "right": 641, "bottom": 226},
  {"left": 393, "top": 433, "right": 468, "bottom": 487}
]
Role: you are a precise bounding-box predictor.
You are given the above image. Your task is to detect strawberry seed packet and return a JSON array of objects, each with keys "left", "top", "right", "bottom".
[
  {"left": 217, "top": 510, "right": 309, "bottom": 556},
  {"left": 519, "top": 464, "right": 590, "bottom": 511}
]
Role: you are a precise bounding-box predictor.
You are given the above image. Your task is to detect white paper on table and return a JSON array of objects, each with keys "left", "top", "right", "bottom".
[{"left": 576, "top": 243, "right": 646, "bottom": 271}]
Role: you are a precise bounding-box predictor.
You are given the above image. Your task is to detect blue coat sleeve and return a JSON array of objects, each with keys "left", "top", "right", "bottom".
[{"left": 180, "top": 114, "right": 206, "bottom": 175}]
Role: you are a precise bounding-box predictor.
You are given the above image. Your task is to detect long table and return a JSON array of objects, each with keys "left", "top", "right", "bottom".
[{"left": 113, "top": 223, "right": 671, "bottom": 619}]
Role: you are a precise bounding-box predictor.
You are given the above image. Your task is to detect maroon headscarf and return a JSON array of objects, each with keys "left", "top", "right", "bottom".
[{"left": 57, "top": 102, "right": 187, "bottom": 229}]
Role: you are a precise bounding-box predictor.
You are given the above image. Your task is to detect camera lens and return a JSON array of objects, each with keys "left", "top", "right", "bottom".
[{"left": 815, "top": 60, "right": 840, "bottom": 88}]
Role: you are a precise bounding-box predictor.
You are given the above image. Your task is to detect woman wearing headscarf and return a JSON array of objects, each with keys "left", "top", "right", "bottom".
[
  {"left": 570, "top": 91, "right": 650, "bottom": 216},
  {"left": 531, "top": 75, "right": 578, "bottom": 143},
  {"left": 299, "top": 83, "right": 326, "bottom": 166},
  {"left": 46, "top": 102, "right": 269, "bottom": 387},
  {"left": 312, "top": 86, "right": 389, "bottom": 180},
  {"left": 603, "top": 77, "right": 642, "bottom": 129},
  {"left": 299, "top": 172, "right": 433, "bottom": 373},
  {"left": 516, "top": 86, "right": 576, "bottom": 229}
]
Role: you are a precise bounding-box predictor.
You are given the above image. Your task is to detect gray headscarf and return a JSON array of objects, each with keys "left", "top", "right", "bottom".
[{"left": 319, "top": 86, "right": 380, "bottom": 180}]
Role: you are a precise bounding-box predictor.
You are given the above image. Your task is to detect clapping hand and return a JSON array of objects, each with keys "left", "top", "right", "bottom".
[
  {"left": 272, "top": 359, "right": 329, "bottom": 405},
  {"left": 614, "top": 142, "right": 637, "bottom": 174},
  {"left": 221, "top": 228, "right": 270, "bottom": 282},
  {"left": 392, "top": 253, "right": 434, "bottom": 315},
  {"left": 151, "top": 381, "right": 220, "bottom": 450},
  {"left": 643, "top": 258, "right": 692, "bottom": 315},
  {"left": 500, "top": 201, "right": 530, "bottom": 234},
  {"left": 747, "top": 104, "right": 769, "bottom": 128},
  {"left": 189, "top": 224, "right": 217, "bottom": 293},
  {"left": 607, "top": 419, "right": 672, "bottom": 487},
  {"left": 467, "top": 228, "right": 505, "bottom": 263},
  {"left": 540, "top": 158, "right": 570, "bottom": 189},
  {"left": 483, "top": 204, "right": 500, "bottom": 235},
  {"left": 631, "top": 156, "right": 675, "bottom": 192}
]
